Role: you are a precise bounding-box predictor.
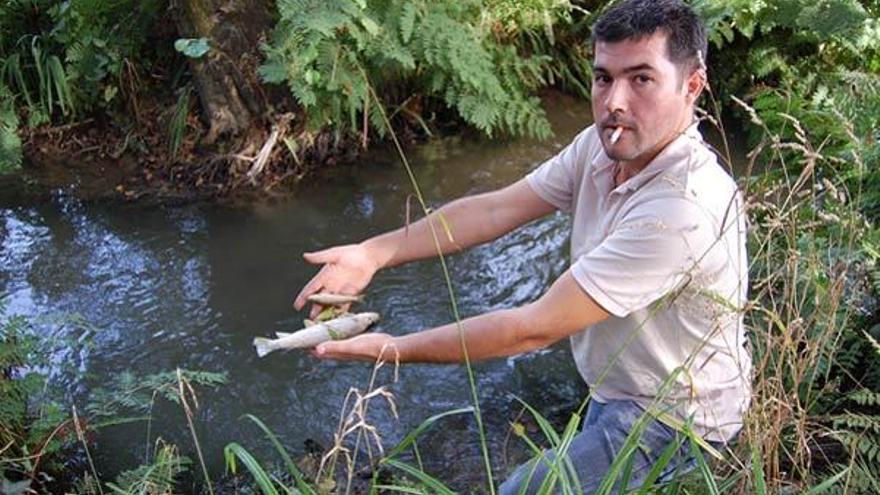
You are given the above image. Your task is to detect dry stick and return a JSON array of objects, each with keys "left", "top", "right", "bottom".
[
  {"left": 356, "top": 64, "right": 497, "bottom": 494},
  {"left": 176, "top": 368, "right": 215, "bottom": 495},
  {"left": 72, "top": 405, "right": 104, "bottom": 495},
  {"left": 27, "top": 418, "right": 73, "bottom": 479}
]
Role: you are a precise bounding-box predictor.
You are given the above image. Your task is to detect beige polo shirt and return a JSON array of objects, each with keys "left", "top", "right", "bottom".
[{"left": 526, "top": 123, "right": 751, "bottom": 442}]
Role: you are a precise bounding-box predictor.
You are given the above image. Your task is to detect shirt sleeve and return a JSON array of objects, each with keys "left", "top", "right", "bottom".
[
  {"left": 570, "top": 198, "right": 715, "bottom": 317},
  {"left": 525, "top": 127, "right": 593, "bottom": 213}
]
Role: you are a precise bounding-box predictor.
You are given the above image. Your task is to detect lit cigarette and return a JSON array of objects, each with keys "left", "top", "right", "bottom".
[{"left": 610, "top": 126, "right": 623, "bottom": 144}]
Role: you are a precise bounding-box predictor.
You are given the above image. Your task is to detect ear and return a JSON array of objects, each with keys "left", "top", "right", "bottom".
[{"left": 685, "top": 68, "right": 706, "bottom": 104}]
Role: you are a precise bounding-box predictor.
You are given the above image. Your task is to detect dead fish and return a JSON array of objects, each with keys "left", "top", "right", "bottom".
[
  {"left": 253, "top": 312, "right": 380, "bottom": 357},
  {"left": 307, "top": 293, "right": 363, "bottom": 306}
]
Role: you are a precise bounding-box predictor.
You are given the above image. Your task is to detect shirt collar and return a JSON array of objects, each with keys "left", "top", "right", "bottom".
[{"left": 591, "top": 122, "right": 704, "bottom": 194}]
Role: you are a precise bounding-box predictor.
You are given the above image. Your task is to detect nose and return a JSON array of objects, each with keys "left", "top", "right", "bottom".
[{"left": 604, "top": 80, "right": 628, "bottom": 115}]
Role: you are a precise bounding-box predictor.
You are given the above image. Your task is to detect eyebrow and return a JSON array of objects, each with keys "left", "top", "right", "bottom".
[{"left": 593, "top": 63, "right": 657, "bottom": 74}]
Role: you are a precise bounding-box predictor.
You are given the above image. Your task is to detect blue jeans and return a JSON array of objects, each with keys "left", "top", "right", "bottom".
[{"left": 499, "top": 399, "right": 722, "bottom": 495}]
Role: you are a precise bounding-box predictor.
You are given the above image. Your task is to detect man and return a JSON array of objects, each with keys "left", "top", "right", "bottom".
[{"left": 293, "top": 0, "right": 751, "bottom": 492}]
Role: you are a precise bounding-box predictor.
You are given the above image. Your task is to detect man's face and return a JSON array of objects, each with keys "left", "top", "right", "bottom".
[{"left": 591, "top": 32, "right": 700, "bottom": 165}]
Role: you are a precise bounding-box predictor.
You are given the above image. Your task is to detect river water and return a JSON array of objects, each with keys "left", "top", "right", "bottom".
[{"left": 2, "top": 94, "right": 612, "bottom": 489}]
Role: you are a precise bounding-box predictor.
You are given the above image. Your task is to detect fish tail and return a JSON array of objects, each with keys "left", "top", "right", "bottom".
[{"left": 253, "top": 337, "right": 275, "bottom": 358}]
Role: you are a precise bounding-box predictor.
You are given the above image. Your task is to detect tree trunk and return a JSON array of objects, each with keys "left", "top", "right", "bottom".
[{"left": 173, "top": 0, "right": 275, "bottom": 144}]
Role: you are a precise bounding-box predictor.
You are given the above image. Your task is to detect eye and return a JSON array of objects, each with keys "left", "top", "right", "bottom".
[
  {"left": 634, "top": 74, "right": 653, "bottom": 85},
  {"left": 594, "top": 74, "right": 612, "bottom": 86}
]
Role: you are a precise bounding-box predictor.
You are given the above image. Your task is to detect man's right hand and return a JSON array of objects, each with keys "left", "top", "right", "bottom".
[{"left": 293, "top": 243, "right": 380, "bottom": 318}]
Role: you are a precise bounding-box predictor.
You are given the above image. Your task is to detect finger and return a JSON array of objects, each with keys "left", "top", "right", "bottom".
[
  {"left": 294, "top": 270, "right": 326, "bottom": 310},
  {"left": 303, "top": 247, "right": 340, "bottom": 265},
  {"left": 309, "top": 303, "right": 325, "bottom": 320},
  {"left": 313, "top": 341, "right": 347, "bottom": 360}
]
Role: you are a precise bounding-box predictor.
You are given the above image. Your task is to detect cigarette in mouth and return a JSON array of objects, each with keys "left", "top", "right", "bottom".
[{"left": 610, "top": 126, "right": 623, "bottom": 144}]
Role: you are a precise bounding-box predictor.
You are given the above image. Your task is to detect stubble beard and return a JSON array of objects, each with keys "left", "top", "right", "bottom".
[{"left": 604, "top": 134, "right": 642, "bottom": 162}]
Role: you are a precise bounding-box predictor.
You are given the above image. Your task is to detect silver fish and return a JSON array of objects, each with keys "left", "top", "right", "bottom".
[
  {"left": 307, "top": 293, "right": 364, "bottom": 306},
  {"left": 253, "top": 312, "right": 380, "bottom": 357}
]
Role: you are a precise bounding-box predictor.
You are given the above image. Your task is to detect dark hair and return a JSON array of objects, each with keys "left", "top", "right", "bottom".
[{"left": 591, "top": 0, "right": 708, "bottom": 75}]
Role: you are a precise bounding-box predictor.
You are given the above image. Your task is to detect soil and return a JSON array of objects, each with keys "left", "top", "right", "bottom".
[{"left": 15, "top": 91, "right": 437, "bottom": 205}]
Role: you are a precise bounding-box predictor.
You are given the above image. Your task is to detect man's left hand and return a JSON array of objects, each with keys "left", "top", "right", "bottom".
[{"left": 311, "top": 333, "right": 397, "bottom": 362}]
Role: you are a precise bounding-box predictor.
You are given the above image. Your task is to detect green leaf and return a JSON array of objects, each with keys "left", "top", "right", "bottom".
[
  {"left": 174, "top": 38, "right": 211, "bottom": 58},
  {"left": 241, "top": 414, "right": 315, "bottom": 495},
  {"left": 223, "top": 442, "right": 283, "bottom": 495},
  {"left": 750, "top": 445, "right": 766, "bottom": 495},
  {"left": 360, "top": 16, "right": 380, "bottom": 36},
  {"left": 259, "top": 62, "right": 289, "bottom": 84},
  {"left": 381, "top": 459, "right": 455, "bottom": 495},
  {"left": 384, "top": 407, "right": 474, "bottom": 460},
  {"left": 801, "top": 468, "right": 849, "bottom": 495},
  {"left": 400, "top": 3, "right": 416, "bottom": 43}
]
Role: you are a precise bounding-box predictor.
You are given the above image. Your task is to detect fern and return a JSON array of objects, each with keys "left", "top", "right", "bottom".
[
  {"left": 819, "top": 388, "right": 880, "bottom": 489},
  {"left": 0, "top": 82, "right": 22, "bottom": 172},
  {"left": 107, "top": 442, "right": 191, "bottom": 495},
  {"left": 261, "top": 0, "right": 554, "bottom": 141},
  {"left": 85, "top": 369, "right": 228, "bottom": 420}
]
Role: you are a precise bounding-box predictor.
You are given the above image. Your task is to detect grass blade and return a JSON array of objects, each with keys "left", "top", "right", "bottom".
[
  {"left": 382, "top": 458, "right": 455, "bottom": 495},
  {"left": 635, "top": 436, "right": 684, "bottom": 494},
  {"left": 385, "top": 406, "right": 474, "bottom": 460},
  {"left": 241, "top": 414, "right": 315, "bottom": 495},
  {"left": 690, "top": 436, "right": 719, "bottom": 495},
  {"left": 371, "top": 485, "right": 428, "bottom": 494},
  {"left": 750, "top": 445, "right": 766, "bottom": 495},
  {"left": 513, "top": 396, "right": 561, "bottom": 445},
  {"left": 223, "top": 442, "right": 285, "bottom": 495},
  {"left": 48, "top": 55, "right": 72, "bottom": 116},
  {"left": 801, "top": 468, "right": 849, "bottom": 495}
]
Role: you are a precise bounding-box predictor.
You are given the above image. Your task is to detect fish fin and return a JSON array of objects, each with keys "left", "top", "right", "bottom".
[
  {"left": 275, "top": 332, "right": 292, "bottom": 338},
  {"left": 253, "top": 337, "right": 275, "bottom": 358}
]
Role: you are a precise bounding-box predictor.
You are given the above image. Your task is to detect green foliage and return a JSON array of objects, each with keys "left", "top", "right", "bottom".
[
  {"left": 827, "top": 390, "right": 880, "bottom": 490},
  {"left": 694, "top": 0, "right": 880, "bottom": 202},
  {"left": 0, "top": 0, "right": 164, "bottom": 123},
  {"left": 86, "top": 369, "right": 227, "bottom": 420},
  {"left": 0, "top": 83, "right": 22, "bottom": 172},
  {"left": 484, "top": 0, "right": 595, "bottom": 98},
  {"left": 734, "top": 56, "right": 880, "bottom": 486},
  {"left": 174, "top": 38, "right": 211, "bottom": 59},
  {"left": 261, "top": 0, "right": 555, "bottom": 140},
  {"left": 168, "top": 86, "right": 191, "bottom": 157},
  {"left": 0, "top": 304, "right": 89, "bottom": 490},
  {"left": 0, "top": 300, "right": 227, "bottom": 493},
  {"left": 106, "top": 442, "right": 191, "bottom": 495}
]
